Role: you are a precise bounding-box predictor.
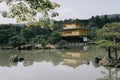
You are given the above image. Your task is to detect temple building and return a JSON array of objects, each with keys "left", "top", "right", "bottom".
[{"left": 61, "top": 21, "right": 88, "bottom": 43}]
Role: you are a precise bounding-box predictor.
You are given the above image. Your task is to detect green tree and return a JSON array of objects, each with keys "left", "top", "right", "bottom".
[
  {"left": 8, "top": 35, "right": 26, "bottom": 48},
  {"left": 33, "top": 35, "right": 46, "bottom": 43},
  {"left": 48, "top": 31, "right": 61, "bottom": 44},
  {"left": 33, "top": 35, "right": 48, "bottom": 48},
  {"left": 0, "top": 26, "right": 15, "bottom": 45},
  {"left": 1, "top": 0, "right": 60, "bottom": 28},
  {"left": 20, "top": 27, "right": 35, "bottom": 43},
  {"left": 97, "top": 22, "right": 120, "bottom": 60}
]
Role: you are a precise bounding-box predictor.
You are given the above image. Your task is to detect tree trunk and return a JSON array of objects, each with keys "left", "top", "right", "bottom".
[
  {"left": 114, "top": 48, "right": 118, "bottom": 61},
  {"left": 108, "top": 47, "right": 111, "bottom": 59}
]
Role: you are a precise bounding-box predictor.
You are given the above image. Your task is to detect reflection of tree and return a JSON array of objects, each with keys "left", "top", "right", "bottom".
[
  {"left": 21, "top": 50, "right": 63, "bottom": 67},
  {"left": 89, "top": 46, "right": 107, "bottom": 68},
  {"left": 0, "top": 45, "right": 90, "bottom": 67},
  {"left": 0, "top": 50, "right": 63, "bottom": 67},
  {"left": 0, "top": 50, "right": 17, "bottom": 67},
  {"left": 97, "top": 67, "right": 120, "bottom": 80}
]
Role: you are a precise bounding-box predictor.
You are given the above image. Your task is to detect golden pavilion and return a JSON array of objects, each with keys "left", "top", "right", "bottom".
[{"left": 61, "top": 21, "right": 88, "bottom": 43}]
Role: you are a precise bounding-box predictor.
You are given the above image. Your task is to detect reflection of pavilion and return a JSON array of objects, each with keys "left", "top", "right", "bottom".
[
  {"left": 62, "top": 52, "right": 90, "bottom": 68},
  {"left": 63, "top": 59, "right": 85, "bottom": 68}
]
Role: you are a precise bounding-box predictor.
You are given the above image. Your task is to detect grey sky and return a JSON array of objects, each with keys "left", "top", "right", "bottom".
[
  {"left": 0, "top": 2, "right": 16, "bottom": 24},
  {"left": 0, "top": 0, "right": 120, "bottom": 24},
  {"left": 52, "top": 0, "right": 120, "bottom": 20}
]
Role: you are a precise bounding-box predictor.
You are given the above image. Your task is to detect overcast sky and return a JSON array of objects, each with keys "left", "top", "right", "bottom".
[{"left": 0, "top": 0, "right": 120, "bottom": 24}]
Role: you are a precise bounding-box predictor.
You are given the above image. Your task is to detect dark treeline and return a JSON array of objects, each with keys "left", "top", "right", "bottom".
[
  {"left": 0, "top": 24, "right": 62, "bottom": 48},
  {"left": 0, "top": 14, "right": 120, "bottom": 48},
  {"left": 55, "top": 14, "right": 120, "bottom": 28}
]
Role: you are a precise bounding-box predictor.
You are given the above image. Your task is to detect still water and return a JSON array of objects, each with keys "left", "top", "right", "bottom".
[{"left": 0, "top": 45, "right": 120, "bottom": 80}]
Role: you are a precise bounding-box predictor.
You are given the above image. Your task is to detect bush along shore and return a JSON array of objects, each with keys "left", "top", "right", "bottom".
[{"left": 0, "top": 44, "right": 69, "bottom": 50}]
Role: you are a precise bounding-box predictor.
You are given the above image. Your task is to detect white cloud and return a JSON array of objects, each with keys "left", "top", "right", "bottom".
[
  {"left": 53, "top": 8, "right": 75, "bottom": 20},
  {"left": 0, "top": 0, "right": 120, "bottom": 23},
  {"left": 0, "top": 2, "right": 16, "bottom": 24},
  {"left": 51, "top": 0, "right": 120, "bottom": 20},
  {"left": 0, "top": 2, "right": 8, "bottom": 11},
  {"left": 0, "top": 14, "right": 16, "bottom": 24},
  {"left": 59, "top": 8, "right": 72, "bottom": 15}
]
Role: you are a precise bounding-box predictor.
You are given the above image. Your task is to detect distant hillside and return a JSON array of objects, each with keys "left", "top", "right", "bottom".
[
  {"left": 54, "top": 14, "right": 120, "bottom": 30},
  {"left": 99, "top": 14, "right": 120, "bottom": 19}
]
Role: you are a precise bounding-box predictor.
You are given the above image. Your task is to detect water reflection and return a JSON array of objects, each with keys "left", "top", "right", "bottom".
[
  {"left": 62, "top": 52, "right": 90, "bottom": 68},
  {"left": 0, "top": 45, "right": 120, "bottom": 80},
  {"left": 0, "top": 50, "right": 63, "bottom": 67},
  {"left": 97, "top": 67, "right": 120, "bottom": 80},
  {"left": 0, "top": 45, "right": 90, "bottom": 68}
]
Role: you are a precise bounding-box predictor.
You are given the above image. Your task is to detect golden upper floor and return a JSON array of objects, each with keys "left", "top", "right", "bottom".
[{"left": 63, "top": 21, "right": 83, "bottom": 29}]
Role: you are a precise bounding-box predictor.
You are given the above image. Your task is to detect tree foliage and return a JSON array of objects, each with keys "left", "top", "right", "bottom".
[
  {"left": 97, "top": 22, "right": 120, "bottom": 60},
  {"left": 1, "top": 0, "right": 60, "bottom": 28},
  {"left": 8, "top": 35, "right": 26, "bottom": 47},
  {"left": 0, "top": 24, "right": 61, "bottom": 48},
  {"left": 48, "top": 31, "right": 61, "bottom": 44}
]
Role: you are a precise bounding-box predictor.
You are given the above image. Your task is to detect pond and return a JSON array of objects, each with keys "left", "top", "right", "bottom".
[{"left": 0, "top": 45, "right": 120, "bottom": 80}]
